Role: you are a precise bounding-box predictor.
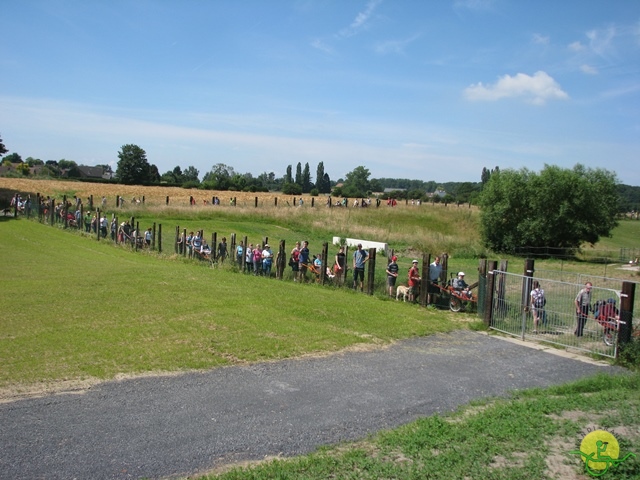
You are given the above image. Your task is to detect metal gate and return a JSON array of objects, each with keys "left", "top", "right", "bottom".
[{"left": 489, "top": 271, "right": 624, "bottom": 359}]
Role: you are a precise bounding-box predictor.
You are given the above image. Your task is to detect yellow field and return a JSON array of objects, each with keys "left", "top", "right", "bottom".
[{"left": 0, "top": 177, "right": 287, "bottom": 207}]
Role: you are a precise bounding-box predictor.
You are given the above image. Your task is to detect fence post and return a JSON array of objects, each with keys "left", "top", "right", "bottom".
[
  {"left": 255, "top": 196, "right": 258, "bottom": 208},
  {"left": 521, "top": 259, "right": 535, "bottom": 340},
  {"left": 420, "top": 254, "right": 430, "bottom": 307},
  {"left": 366, "top": 248, "right": 376, "bottom": 295},
  {"left": 477, "top": 259, "right": 487, "bottom": 317},
  {"left": 496, "top": 259, "right": 509, "bottom": 317},
  {"left": 182, "top": 229, "right": 187, "bottom": 256},
  {"left": 158, "top": 224, "right": 162, "bottom": 253},
  {"left": 135, "top": 221, "right": 140, "bottom": 251},
  {"left": 50, "top": 197, "right": 55, "bottom": 225},
  {"left": 277, "top": 240, "right": 287, "bottom": 279},
  {"left": 274, "top": 197, "right": 278, "bottom": 207},
  {"left": 320, "top": 242, "right": 328, "bottom": 284},
  {"left": 619, "top": 281, "right": 636, "bottom": 346},
  {"left": 152, "top": 222, "right": 156, "bottom": 250},
  {"left": 96, "top": 208, "right": 101, "bottom": 240},
  {"left": 230, "top": 234, "right": 236, "bottom": 262},
  {"left": 441, "top": 253, "right": 449, "bottom": 284},
  {"left": 166, "top": 196, "right": 169, "bottom": 205},
  {"left": 484, "top": 261, "right": 498, "bottom": 327},
  {"left": 243, "top": 236, "right": 248, "bottom": 272}
]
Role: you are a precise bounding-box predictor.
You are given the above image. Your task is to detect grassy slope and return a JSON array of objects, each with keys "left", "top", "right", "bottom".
[{"left": 0, "top": 218, "right": 458, "bottom": 388}]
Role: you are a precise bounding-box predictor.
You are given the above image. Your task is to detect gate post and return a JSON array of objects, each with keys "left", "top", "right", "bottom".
[
  {"left": 366, "top": 248, "right": 376, "bottom": 295},
  {"left": 420, "top": 254, "right": 430, "bottom": 307},
  {"left": 521, "top": 259, "right": 535, "bottom": 340},
  {"left": 477, "top": 259, "right": 487, "bottom": 317},
  {"left": 484, "top": 261, "right": 498, "bottom": 327},
  {"left": 276, "top": 240, "right": 285, "bottom": 279},
  {"left": 619, "top": 281, "right": 636, "bottom": 346},
  {"left": 320, "top": 242, "right": 328, "bottom": 284}
]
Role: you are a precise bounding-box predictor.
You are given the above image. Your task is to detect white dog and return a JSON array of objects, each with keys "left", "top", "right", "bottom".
[{"left": 396, "top": 285, "right": 410, "bottom": 302}]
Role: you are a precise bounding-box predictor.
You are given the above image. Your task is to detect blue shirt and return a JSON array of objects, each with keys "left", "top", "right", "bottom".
[{"left": 354, "top": 249, "right": 368, "bottom": 269}]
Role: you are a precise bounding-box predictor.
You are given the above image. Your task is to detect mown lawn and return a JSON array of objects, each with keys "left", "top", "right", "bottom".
[{"left": 0, "top": 218, "right": 459, "bottom": 390}]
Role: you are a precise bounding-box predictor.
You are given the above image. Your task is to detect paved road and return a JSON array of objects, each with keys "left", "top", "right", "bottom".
[{"left": 0, "top": 331, "right": 621, "bottom": 479}]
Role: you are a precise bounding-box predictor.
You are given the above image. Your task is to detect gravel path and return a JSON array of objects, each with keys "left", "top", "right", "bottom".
[{"left": 0, "top": 331, "right": 621, "bottom": 479}]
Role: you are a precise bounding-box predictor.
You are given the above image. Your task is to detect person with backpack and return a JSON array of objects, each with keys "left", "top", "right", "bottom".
[{"left": 530, "top": 280, "right": 546, "bottom": 333}]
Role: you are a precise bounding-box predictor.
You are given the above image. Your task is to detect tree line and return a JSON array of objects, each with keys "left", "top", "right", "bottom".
[{"left": 2, "top": 135, "right": 640, "bottom": 218}]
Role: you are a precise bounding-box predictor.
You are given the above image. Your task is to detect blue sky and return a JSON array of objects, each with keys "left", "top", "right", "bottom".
[{"left": 1, "top": 0, "right": 639, "bottom": 185}]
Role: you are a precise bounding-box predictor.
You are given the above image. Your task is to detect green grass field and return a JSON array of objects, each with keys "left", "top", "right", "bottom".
[
  {"left": 0, "top": 217, "right": 460, "bottom": 391},
  {"left": 1, "top": 201, "right": 639, "bottom": 479}
]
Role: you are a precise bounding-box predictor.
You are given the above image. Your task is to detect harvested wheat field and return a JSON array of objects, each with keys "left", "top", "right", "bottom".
[{"left": 0, "top": 178, "right": 312, "bottom": 208}]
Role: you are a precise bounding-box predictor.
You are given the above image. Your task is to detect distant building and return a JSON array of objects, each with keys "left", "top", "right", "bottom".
[
  {"left": 383, "top": 187, "right": 406, "bottom": 194},
  {"left": 428, "top": 189, "right": 447, "bottom": 198},
  {"left": 78, "top": 166, "right": 112, "bottom": 180}
]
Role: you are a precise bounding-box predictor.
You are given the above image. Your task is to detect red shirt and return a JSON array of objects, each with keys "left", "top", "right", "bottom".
[{"left": 408, "top": 266, "right": 420, "bottom": 287}]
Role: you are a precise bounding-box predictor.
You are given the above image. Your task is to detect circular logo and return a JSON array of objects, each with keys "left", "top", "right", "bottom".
[{"left": 579, "top": 430, "right": 620, "bottom": 472}]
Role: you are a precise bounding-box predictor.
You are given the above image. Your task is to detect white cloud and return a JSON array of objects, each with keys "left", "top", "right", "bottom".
[
  {"left": 339, "top": 0, "right": 382, "bottom": 38},
  {"left": 374, "top": 34, "right": 420, "bottom": 55},
  {"left": 586, "top": 26, "right": 616, "bottom": 56},
  {"left": 568, "top": 41, "right": 585, "bottom": 52},
  {"left": 311, "top": 38, "right": 333, "bottom": 54},
  {"left": 580, "top": 64, "right": 598, "bottom": 75},
  {"left": 531, "top": 33, "right": 550, "bottom": 45},
  {"left": 453, "top": 0, "right": 494, "bottom": 10},
  {"left": 464, "top": 71, "right": 569, "bottom": 105}
]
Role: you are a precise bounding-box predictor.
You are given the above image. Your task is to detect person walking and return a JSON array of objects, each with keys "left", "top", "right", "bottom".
[
  {"left": 574, "top": 282, "right": 592, "bottom": 337},
  {"left": 530, "top": 280, "right": 546, "bottom": 334}
]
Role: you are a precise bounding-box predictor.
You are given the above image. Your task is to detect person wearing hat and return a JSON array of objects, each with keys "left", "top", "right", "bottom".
[
  {"left": 408, "top": 259, "right": 421, "bottom": 302},
  {"left": 352, "top": 243, "right": 368, "bottom": 291},
  {"left": 261, "top": 243, "right": 273, "bottom": 277},
  {"left": 386, "top": 255, "right": 399, "bottom": 297},
  {"left": 453, "top": 271, "right": 472, "bottom": 298}
]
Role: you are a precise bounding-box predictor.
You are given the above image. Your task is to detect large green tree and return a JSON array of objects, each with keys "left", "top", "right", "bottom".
[
  {"left": 202, "top": 163, "right": 235, "bottom": 190},
  {"left": 478, "top": 164, "right": 619, "bottom": 253},
  {"left": 302, "top": 162, "right": 312, "bottom": 193},
  {"left": 0, "top": 134, "right": 7, "bottom": 157},
  {"left": 115, "top": 144, "right": 151, "bottom": 184},
  {"left": 295, "top": 162, "right": 302, "bottom": 187},
  {"left": 342, "top": 166, "right": 371, "bottom": 198},
  {"left": 182, "top": 166, "right": 200, "bottom": 183}
]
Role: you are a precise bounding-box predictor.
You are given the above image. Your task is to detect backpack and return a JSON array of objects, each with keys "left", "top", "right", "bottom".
[
  {"left": 593, "top": 300, "right": 605, "bottom": 319},
  {"left": 534, "top": 296, "right": 546, "bottom": 308}
]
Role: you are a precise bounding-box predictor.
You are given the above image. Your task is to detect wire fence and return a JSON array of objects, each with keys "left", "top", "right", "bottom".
[{"left": 513, "top": 246, "right": 640, "bottom": 264}]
